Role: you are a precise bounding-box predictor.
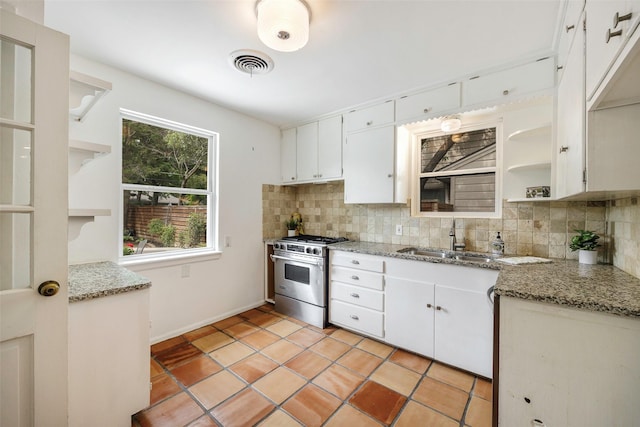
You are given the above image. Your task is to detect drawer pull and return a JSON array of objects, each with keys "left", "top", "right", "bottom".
[
  {"left": 606, "top": 28, "right": 622, "bottom": 43},
  {"left": 613, "top": 12, "right": 632, "bottom": 27},
  {"left": 426, "top": 303, "right": 433, "bottom": 309},
  {"left": 559, "top": 146, "right": 569, "bottom": 153},
  {"left": 351, "top": 275, "right": 360, "bottom": 280},
  {"left": 423, "top": 107, "right": 432, "bottom": 114},
  {"left": 350, "top": 314, "right": 359, "bottom": 320},
  {"left": 502, "top": 89, "right": 510, "bottom": 96},
  {"left": 557, "top": 65, "right": 563, "bottom": 71},
  {"left": 366, "top": 121, "right": 373, "bottom": 126},
  {"left": 350, "top": 293, "right": 360, "bottom": 298},
  {"left": 436, "top": 305, "right": 443, "bottom": 311},
  {"left": 351, "top": 260, "right": 360, "bottom": 265},
  {"left": 565, "top": 24, "right": 575, "bottom": 33}
]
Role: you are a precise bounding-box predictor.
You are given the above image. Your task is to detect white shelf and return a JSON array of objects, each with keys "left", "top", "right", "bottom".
[
  {"left": 68, "top": 209, "right": 111, "bottom": 241},
  {"left": 69, "top": 71, "right": 112, "bottom": 122},
  {"left": 507, "top": 123, "right": 552, "bottom": 143},
  {"left": 69, "top": 139, "right": 111, "bottom": 171},
  {"left": 507, "top": 162, "right": 551, "bottom": 172},
  {"left": 507, "top": 197, "right": 553, "bottom": 203}
]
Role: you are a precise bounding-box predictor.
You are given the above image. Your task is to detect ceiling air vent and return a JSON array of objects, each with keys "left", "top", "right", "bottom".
[{"left": 229, "top": 49, "right": 274, "bottom": 76}]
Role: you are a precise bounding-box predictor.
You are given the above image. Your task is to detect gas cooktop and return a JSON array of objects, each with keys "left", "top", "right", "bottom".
[{"left": 280, "top": 234, "right": 348, "bottom": 245}]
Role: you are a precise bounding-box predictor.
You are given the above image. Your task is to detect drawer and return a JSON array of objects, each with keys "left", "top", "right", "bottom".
[
  {"left": 331, "top": 267, "right": 384, "bottom": 291},
  {"left": 330, "top": 300, "right": 384, "bottom": 338},
  {"left": 331, "top": 251, "right": 384, "bottom": 273},
  {"left": 345, "top": 101, "right": 395, "bottom": 133},
  {"left": 331, "top": 282, "right": 384, "bottom": 311}
]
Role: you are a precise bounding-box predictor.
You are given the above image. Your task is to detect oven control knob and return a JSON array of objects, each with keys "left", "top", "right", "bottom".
[
  {"left": 274, "top": 243, "right": 280, "bottom": 249},
  {"left": 305, "top": 247, "right": 311, "bottom": 254},
  {"left": 314, "top": 248, "right": 321, "bottom": 255}
]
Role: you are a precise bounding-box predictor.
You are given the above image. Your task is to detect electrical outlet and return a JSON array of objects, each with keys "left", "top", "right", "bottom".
[{"left": 395, "top": 224, "right": 403, "bottom": 235}]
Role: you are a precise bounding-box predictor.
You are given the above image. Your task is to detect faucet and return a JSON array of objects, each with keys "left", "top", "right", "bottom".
[{"left": 449, "top": 218, "right": 466, "bottom": 251}]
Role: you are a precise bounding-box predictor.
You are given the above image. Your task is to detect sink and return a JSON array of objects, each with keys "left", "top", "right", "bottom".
[
  {"left": 397, "top": 247, "right": 449, "bottom": 258},
  {"left": 453, "top": 254, "right": 495, "bottom": 263},
  {"left": 398, "top": 247, "right": 496, "bottom": 263}
]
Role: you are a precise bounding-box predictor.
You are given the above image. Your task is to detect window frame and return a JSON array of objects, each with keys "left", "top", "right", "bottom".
[
  {"left": 408, "top": 118, "right": 503, "bottom": 218},
  {"left": 118, "top": 109, "right": 220, "bottom": 266}
]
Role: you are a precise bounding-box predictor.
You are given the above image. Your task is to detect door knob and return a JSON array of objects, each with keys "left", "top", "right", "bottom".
[{"left": 38, "top": 280, "right": 60, "bottom": 297}]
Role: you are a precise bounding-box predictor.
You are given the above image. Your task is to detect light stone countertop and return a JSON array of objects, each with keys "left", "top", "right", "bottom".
[
  {"left": 68, "top": 261, "right": 151, "bottom": 303},
  {"left": 330, "top": 241, "right": 640, "bottom": 318}
]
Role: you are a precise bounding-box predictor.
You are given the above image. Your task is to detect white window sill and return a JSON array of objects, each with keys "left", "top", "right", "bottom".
[{"left": 119, "top": 249, "right": 222, "bottom": 271}]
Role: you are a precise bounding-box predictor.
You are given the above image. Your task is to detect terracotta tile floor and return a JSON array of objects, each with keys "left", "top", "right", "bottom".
[{"left": 133, "top": 304, "right": 492, "bottom": 427}]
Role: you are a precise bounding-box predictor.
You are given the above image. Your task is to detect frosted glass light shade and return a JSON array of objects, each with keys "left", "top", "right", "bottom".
[
  {"left": 257, "top": 0, "right": 310, "bottom": 52},
  {"left": 441, "top": 116, "right": 462, "bottom": 132}
]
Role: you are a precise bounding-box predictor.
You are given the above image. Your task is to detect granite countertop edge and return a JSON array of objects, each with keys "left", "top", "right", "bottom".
[
  {"left": 68, "top": 261, "right": 152, "bottom": 303},
  {"left": 329, "top": 241, "right": 640, "bottom": 318}
]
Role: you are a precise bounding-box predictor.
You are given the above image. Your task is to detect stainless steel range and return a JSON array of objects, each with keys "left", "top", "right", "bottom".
[{"left": 270, "top": 235, "right": 347, "bottom": 328}]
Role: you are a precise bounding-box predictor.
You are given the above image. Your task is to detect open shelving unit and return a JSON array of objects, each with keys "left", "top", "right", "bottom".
[{"left": 69, "top": 71, "right": 112, "bottom": 122}]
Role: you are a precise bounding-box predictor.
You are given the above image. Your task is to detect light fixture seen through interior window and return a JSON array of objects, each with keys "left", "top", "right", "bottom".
[
  {"left": 440, "top": 115, "right": 462, "bottom": 133},
  {"left": 256, "top": 0, "right": 311, "bottom": 52}
]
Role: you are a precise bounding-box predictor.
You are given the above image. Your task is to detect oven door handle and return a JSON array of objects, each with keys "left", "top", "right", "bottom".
[{"left": 269, "top": 254, "right": 321, "bottom": 266}]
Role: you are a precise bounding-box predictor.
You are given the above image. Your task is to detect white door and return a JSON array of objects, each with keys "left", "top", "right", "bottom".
[{"left": 1, "top": 9, "right": 70, "bottom": 426}]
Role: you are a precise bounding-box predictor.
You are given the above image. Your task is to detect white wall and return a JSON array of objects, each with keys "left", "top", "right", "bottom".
[{"left": 67, "top": 55, "right": 281, "bottom": 342}]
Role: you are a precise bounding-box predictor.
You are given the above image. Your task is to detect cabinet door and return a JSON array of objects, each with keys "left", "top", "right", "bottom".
[
  {"left": 385, "top": 277, "right": 435, "bottom": 358},
  {"left": 345, "top": 101, "right": 394, "bottom": 133},
  {"left": 344, "top": 125, "right": 395, "bottom": 204},
  {"left": 434, "top": 285, "right": 493, "bottom": 378},
  {"left": 281, "top": 128, "right": 297, "bottom": 183},
  {"left": 317, "top": 115, "right": 342, "bottom": 180},
  {"left": 555, "top": 14, "right": 586, "bottom": 199},
  {"left": 557, "top": 1, "right": 585, "bottom": 84},
  {"left": 396, "top": 83, "right": 461, "bottom": 125},
  {"left": 296, "top": 122, "right": 319, "bottom": 181},
  {"left": 462, "top": 58, "right": 555, "bottom": 107},
  {"left": 585, "top": 1, "right": 637, "bottom": 100}
]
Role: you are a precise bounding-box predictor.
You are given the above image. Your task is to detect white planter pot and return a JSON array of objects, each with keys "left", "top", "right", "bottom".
[
  {"left": 287, "top": 229, "right": 296, "bottom": 237},
  {"left": 578, "top": 250, "right": 598, "bottom": 265}
]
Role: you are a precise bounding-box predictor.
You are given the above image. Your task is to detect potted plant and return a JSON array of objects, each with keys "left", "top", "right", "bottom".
[
  {"left": 569, "top": 229, "right": 600, "bottom": 265},
  {"left": 285, "top": 217, "right": 299, "bottom": 237}
]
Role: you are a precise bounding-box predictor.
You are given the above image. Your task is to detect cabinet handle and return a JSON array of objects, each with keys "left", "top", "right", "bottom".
[
  {"left": 502, "top": 89, "right": 510, "bottom": 96},
  {"left": 387, "top": 174, "right": 393, "bottom": 178},
  {"left": 613, "top": 12, "right": 632, "bottom": 27},
  {"left": 565, "top": 24, "right": 575, "bottom": 32},
  {"left": 426, "top": 303, "right": 433, "bottom": 309},
  {"left": 350, "top": 314, "right": 359, "bottom": 320},
  {"left": 350, "top": 293, "right": 360, "bottom": 298},
  {"left": 557, "top": 65, "right": 564, "bottom": 71},
  {"left": 366, "top": 121, "right": 373, "bottom": 126},
  {"left": 351, "top": 275, "right": 360, "bottom": 280},
  {"left": 436, "top": 306, "right": 443, "bottom": 311},
  {"left": 606, "top": 28, "right": 623, "bottom": 43},
  {"left": 318, "top": 174, "right": 322, "bottom": 178},
  {"left": 423, "top": 107, "right": 432, "bottom": 114},
  {"left": 351, "top": 260, "right": 360, "bottom": 265},
  {"left": 291, "top": 177, "right": 296, "bottom": 180},
  {"left": 559, "top": 146, "right": 569, "bottom": 153}
]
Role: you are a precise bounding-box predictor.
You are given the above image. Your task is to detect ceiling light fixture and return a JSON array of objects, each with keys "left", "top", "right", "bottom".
[
  {"left": 256, "top": 0, "right": 311, "bottom": 52},
  {"left": 440, "top": 115, "right": 462, "bottom": 133}
]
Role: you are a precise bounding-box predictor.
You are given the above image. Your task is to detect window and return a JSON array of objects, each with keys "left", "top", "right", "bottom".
[
  {"left": 412, "top": 123, "right": 501, "bottom": 217},
  {"left": 120, "top": 109, "right": 218, "bottom": 260}
]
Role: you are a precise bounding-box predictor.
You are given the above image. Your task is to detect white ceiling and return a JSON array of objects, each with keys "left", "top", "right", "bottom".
[{"left": 44, "top": 0, "right": 563, "bottom": 127}]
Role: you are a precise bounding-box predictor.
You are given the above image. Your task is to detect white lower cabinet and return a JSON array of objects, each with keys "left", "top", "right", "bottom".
[
  {"left": 499, "top": 296, "right": 640, "bottom": 426},
  {"left": 434, "top": 285, "right": 493, "bottom": 378},
  {"left": 385, "top": 277, "right": 435, "bottom": 357},
  {"left": 330, "top": 250, "right": 498, "bottom": 378}
]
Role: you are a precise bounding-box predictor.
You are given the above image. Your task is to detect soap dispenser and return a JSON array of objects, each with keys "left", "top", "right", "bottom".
[{"left": 491, "top": 232, "right": 504, "bottom": 255}]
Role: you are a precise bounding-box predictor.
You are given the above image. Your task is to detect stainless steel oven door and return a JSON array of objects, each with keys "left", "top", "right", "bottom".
[{"left": 271, "top": 253, "right": 326, "bottom": 307}]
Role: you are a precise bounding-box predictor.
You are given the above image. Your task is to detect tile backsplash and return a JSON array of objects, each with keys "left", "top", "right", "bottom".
[{"left": 263, "top": 183, "right": 639, "bottom": 278}]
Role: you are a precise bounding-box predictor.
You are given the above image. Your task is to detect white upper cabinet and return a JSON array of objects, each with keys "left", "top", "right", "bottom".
[
  {"left": 395, "top": 83, "right": 461, "bottom": 125},
  {"left": 284, "top": 115, "right": 343, "bottom": 184},
  {"left": 585, "top": 1, "right": 640, "bottom": 102},
  {"left": 557, "top": 1, "right": 586, "bottom": 84},
  {"left": 295, "top": 122, "right": 319, "bottom": 182},
  {"left": 280, "top": 128, "right": 297, "bottom": 183},
  {"left": 317, "top": 115, "right": 343, "bottom": 180},
  {"left": 462, "top": 57, "right": 555, "bottom": 107},
  {"left": 345, "top": 101, "right": 395, "bottom": 133},
  {"left": 344, "top": 125, "right": 397, "bottom": 204}
]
